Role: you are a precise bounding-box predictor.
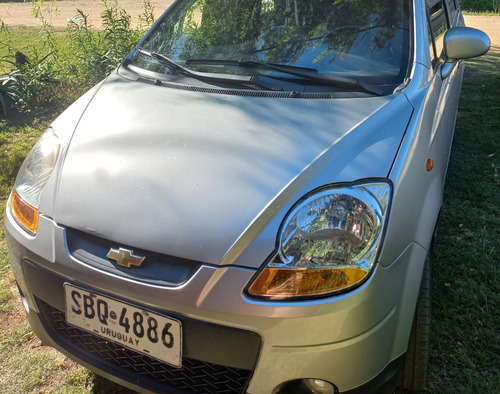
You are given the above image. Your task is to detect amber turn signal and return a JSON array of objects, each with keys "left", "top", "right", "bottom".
[
  {"left": 248, "top": 266, "right": 369, "bottom": 297},
  {"left": 11, "top": 191, "right": 39, "bottom": 235}
]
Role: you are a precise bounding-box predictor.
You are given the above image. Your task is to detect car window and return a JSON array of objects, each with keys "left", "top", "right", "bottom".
[
  {"left": 446, "top": 0, "right": 457, "bottom": 13},
  {"left": 446, "top": 0, "right": 457, "bottom": 20},
  {"left": 446, "top": 0, "right": 458, "bottom": 23},
  {"left": 427, "top": 0, "right": 449, "bottom": 64},
  {"left": 131, "top": 0, "right": 410, "bottom": 91}
]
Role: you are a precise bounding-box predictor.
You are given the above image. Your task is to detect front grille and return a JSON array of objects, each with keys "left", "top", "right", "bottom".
[
  {"left": 65, "top": 228, "right": 202, "bottom": 287},
  {"left": 38, "top": 300, "right": 251, "bottom": 393}
]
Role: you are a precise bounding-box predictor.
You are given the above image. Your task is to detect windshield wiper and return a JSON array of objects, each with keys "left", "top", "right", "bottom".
[
  {"left": 186, "top": 58, "right": 383, "bottom": 96},
  {"left": 186, "top": 58, "right": 319, "bottom": 74},
  {"left": 134, "top": 48, "right": 282, "bottom": 91},
  {"left": 136, "top": 48, "right": 204, "bottom": 79}
]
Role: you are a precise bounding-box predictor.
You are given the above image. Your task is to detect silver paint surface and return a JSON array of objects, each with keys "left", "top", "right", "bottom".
[{"left": 53, "top": 76, "right": 411, "bottom": 265}]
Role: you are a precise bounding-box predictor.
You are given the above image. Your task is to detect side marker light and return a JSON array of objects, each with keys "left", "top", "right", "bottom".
[{"left": 426, "top": 158, "right": 434, "bottom": 172}]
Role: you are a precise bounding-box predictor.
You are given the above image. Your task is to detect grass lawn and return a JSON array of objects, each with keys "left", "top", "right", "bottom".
[{"left": 428, "top": 49, "right": 500, "bottom": 392}]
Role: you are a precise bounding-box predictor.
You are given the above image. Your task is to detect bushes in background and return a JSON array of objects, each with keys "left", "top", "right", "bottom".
[
  {"left": 0, "top": 0, "right": 155, "bottom": 115},
  {"left": 0, "top": 0, "right": 498, "bottom": 116},
  {"left": 461, "top": 0, "right": 499, "bottom": 12}
]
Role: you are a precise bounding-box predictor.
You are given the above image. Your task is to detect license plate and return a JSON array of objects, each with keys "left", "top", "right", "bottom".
[{"left": 64, "top": 284, "right": 182, "bottom": 367}]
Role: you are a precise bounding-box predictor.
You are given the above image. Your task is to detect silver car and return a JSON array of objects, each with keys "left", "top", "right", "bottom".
[{"left": 4, "top": 0, "right": 490, "bottom": 393}]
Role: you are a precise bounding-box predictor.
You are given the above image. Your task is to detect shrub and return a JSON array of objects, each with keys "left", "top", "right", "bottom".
[
  {"left": 0, "top": 26, "right": 25, "bottom": 114},
  {"left": 0, "top": 0, "right": 155, "bottom": 114},
  {"left": 64, "top": 1, "right": 143, "bottom": 91},
  {"left": 460, "top": 0, "right": 500, "bottom": 12},
  {"left": 0, "top": 70, "right": 24, "bottom": 115}
]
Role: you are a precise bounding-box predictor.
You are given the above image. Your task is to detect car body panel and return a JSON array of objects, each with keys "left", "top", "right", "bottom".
[
  {"left": 5, "top": 208, "right": 426, "bottom": 392},
  {"left": 50, "top": 73, "right": 412, "bottom": 266}
]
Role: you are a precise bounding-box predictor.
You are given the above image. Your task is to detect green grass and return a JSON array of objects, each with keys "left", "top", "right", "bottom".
[
  {"left": 0, "top": 313, "right": 93, "bottom": 393},
  {"left": 0, "top": 119, "right": 46, "bottom": 240},
  {"left": 428, "top": 51, "right": 500, "bottom": 392},
  {"left": 0, "top": 26, "right": 67, "bottom": 77},
  {"left": 0, "top": 26, "right": 67, "bottom": 55}
]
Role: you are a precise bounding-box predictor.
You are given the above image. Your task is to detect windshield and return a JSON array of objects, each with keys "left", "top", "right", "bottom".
[{"left": 130, "top": 0, "right": 410, "bottom": 94}]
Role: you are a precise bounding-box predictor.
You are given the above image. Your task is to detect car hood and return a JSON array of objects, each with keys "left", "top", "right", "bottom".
[{"left": 51, "top": 73, "right": 413, "bottom": 267}]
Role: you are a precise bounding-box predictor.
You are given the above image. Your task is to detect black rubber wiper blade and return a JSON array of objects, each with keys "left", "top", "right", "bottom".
[
  {"left": 305, "top": 73, "right": 383, "bottom": 96},
  {"left": 137, "top": 48, "right": 199, "bottom": 78},
  {"left": 250, "top": 60, "right": 383, "bottom": 95},
  {"left": 134, "top": 49, "right": 282, "bottom": 91},
  {"left": 186, "top": 58, "right": 383, "bottom": 96},
  {"left": 186, "top": 58, "right": 318, "bottom": 74}
]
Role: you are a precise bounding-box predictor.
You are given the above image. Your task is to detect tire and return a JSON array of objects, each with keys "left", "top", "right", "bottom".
[{"left": 399, "top": 252, "right": 432, "bottom": 391}]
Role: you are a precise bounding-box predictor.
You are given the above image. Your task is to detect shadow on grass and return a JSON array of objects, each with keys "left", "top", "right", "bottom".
[
  {"left": 464, "top": 45, "right": 500, "bottom": 76},
  {"left": 428, "top": 45, "right": 499, "bottom": 393},
  {"left": 91, "top": 374, "right": 138, "bottom": 394}
]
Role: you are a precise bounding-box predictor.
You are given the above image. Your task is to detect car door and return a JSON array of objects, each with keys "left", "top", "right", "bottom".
[{"left": 426, "top": 0, "right": 465, "bottom": 189}]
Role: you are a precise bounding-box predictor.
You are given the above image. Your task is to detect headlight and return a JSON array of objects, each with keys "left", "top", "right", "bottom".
[
  {"left": 247, "top": 181, "right": 391, "bottom": 299},
  {"left": 10, "top": 127, "right": 60, "bottom": 235}
]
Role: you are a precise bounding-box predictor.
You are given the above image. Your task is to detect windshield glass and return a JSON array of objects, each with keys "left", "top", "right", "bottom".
[{"left": 131, "top": 0, "right": 410, "bottom": 92}]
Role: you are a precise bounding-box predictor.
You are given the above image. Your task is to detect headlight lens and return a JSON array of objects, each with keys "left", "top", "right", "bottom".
[
  {"left": 247, "top": 181, "right": 391, "bottom": 299},
  {"left": 10, "top": 127, "right": 60, "bottom": 234}
]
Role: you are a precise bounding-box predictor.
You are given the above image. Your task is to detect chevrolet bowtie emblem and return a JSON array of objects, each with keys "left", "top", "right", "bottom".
[{"left": 107, "top": 247, "right": 145, "bottom": 268}]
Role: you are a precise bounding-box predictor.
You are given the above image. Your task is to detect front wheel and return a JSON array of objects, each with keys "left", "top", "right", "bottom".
[{"left": 399, "top": 252, "right": 432, "bottom": 391}]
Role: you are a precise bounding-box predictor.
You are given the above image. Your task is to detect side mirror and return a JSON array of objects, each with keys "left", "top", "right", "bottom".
[
  {"left": 441, "top": 27, "right": 490, "bottom": 78},
  {"left": 444, "top": 27, "right": 491, "bottom": 61}
]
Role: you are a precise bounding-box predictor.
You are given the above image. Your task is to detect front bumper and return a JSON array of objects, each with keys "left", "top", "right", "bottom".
[{"left": 5, "top": 209, "right": 427, "bottom": 394}]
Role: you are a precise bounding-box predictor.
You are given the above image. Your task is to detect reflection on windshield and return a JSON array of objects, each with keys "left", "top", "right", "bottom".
[{"left": 132, "top": 0, "right": 410, "bottom": 90}]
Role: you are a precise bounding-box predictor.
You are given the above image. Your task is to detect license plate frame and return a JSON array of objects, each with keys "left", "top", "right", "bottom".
[{"left": 64, "top": 283, "right": 182, "bottom": 368}]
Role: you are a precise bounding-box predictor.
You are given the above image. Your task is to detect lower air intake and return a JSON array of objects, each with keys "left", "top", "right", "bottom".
[{"left": 38, "top": 299, "right": 252, "bottom": 393}]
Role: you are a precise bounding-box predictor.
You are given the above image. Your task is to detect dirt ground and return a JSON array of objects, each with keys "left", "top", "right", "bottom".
[
  {"left": 0, "top": 0, "right": 174, "bottom": 28},
  {"left": 0, "top": 0, "right": 498, "bottom": 48},
  {"left": 464, "top": 14, "right": 500, "bottom": 49}
]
